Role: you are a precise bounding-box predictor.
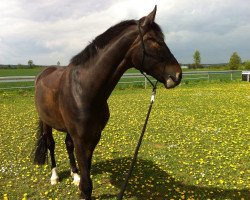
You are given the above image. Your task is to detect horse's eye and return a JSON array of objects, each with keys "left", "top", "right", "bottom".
[{"left": 151, "top": 42, "right": 160, "bottom": 49}]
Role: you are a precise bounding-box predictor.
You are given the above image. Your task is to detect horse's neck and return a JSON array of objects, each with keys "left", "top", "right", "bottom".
[{"left": 76, "top": 28, "right": 137, "bottom": 101}]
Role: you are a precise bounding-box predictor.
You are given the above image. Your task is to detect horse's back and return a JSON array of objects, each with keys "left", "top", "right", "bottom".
[{"left": 35, "top": 66, "right": 66, "bottom": 89}]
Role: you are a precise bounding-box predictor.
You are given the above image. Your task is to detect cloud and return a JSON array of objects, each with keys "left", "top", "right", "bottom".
[
  {"left": 158, "top": 0, "right": 250, "bottom": 63},
  {"left": 0, "top": 0, "right": 250, "bottom": 65}
]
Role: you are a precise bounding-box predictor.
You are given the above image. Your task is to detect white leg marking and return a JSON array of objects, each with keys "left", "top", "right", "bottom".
[
  {"left": 71, "top": 171, "right": 80, "bottom": 185},
  {"left": 50, "top": 167, "right": 59, "bottom": 185}
]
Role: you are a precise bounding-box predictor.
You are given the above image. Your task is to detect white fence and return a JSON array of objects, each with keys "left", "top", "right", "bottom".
[
  {"left": 0, "top": 76, "right": 35, "bottom": 83},
  {"left": 0, "top": 70, "right": 243, "bottom": 90},
  {"left": 182, "top": 70, "right": 241, "bottom": 81}
]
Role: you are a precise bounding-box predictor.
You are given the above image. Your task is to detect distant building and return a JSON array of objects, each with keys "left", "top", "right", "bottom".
[
  {"left": 242, "top": 71, "right": 250, "bottom": 82},
  {"left": 181, "top": 65, "right": 188, "bottom": 69}
]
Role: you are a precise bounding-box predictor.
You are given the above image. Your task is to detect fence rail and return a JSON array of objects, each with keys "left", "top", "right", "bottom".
[
  {"left": 0, "top": 76, "right": 35, "bottom": 83},
  {"left": 0, "top": 70, "right": 243, "bottom": 90}
]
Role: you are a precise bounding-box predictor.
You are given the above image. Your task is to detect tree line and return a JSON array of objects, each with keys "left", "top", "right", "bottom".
[
  {"left": 1, "top": 54, "right": 250, "bottom": 70},
  {"left": 189, "top": 50, "right": 250, "bottom": 70},
  {"left": 0, "top": 60, "right": 61, "bottom": 69}
]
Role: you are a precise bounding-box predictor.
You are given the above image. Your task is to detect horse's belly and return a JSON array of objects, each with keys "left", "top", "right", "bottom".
[{"left": 38, "top": 107, "right": 66, "bottom": 131}]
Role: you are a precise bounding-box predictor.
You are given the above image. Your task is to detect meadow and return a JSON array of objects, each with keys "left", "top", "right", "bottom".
[
  {"left": 0, "top": 81, "right": 249, "bottom": 199},
  {"left": 0, "top": 68, "right": 43, "bottom": 77}
]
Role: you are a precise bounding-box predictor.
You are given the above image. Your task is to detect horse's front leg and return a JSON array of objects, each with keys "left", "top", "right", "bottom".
[
  {"left": 74, "top": 136, "right": 95, "bottom": 200},
  {"left": 70, "top": 104, "right": 109, "bottom": 199}
]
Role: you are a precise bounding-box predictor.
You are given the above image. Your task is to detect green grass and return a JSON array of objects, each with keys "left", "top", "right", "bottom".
[
  {"left": 0, "top": 82, "right": 250, "bottom": 199},
  {"left": 0, "top": 82, "right": 35, "bottom": 89},
  {"left": 0, "top": 68, "right": 44, "bottom": 77}
]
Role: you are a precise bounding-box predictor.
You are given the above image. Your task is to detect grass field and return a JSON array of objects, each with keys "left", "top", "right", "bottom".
[
  {"left": 0, "top": 68, "right": 44, "bottom": 77},
  {"left": 0, "top": 82, "right": 250, "bottom": 199}
]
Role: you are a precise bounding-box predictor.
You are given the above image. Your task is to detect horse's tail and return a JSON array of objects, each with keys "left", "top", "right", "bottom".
[{"left": 33, "top": 119, "right": 48, "bottom": 165}]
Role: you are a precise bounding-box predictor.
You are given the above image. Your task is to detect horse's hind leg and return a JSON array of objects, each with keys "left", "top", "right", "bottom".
[
  {"left": 65, "top": 133, "right": 80, "bottom": 185},
  {"left": 34, "top": 120, "right": 59, "bottom": 184},
  {"left": 45, "top": 124, "right": 59, "bottom": 185}
]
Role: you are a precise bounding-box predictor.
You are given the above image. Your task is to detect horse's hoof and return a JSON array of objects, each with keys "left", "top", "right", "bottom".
[
  {"left": 51, "top": 167, "right": 59, "bottom": 185},
  {"left": 73, "top": 179, "right": 80, "bottom": 186},
  {"left": 51, "top": 178, "right": 59, "bottom": 185},
  {"left": 71, "top": 172, "right": 80, "bottom": 185}
]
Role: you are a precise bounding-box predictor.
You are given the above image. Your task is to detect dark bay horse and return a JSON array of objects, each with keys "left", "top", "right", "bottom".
[{"left": 33, "top": 6, "right": 182, "bottom": 199}]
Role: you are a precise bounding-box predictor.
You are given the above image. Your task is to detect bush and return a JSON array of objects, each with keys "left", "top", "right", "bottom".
[
  {"left": 228, "top": 52, "right": 241, "bottom": 70},
  {"left": 244, "top": 60, "right": 250, "bottom": 70}
]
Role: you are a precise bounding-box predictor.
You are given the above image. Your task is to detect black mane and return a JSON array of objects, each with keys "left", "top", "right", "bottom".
[{"left": 70, "top": 19, "right": 163, "bottom": 66}]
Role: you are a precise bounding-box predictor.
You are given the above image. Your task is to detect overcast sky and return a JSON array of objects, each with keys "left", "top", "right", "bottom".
[{"left": 1, "top": 0, "right": 250, "bottom": 65}]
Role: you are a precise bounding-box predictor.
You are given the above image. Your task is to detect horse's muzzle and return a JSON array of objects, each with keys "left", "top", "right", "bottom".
[{"left": 164, "top": 72, "right": 182, "bottom": 89}]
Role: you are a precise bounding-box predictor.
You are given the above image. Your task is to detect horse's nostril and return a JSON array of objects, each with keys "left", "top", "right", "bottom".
[
  {"left": 167, "top": 73, "right": 182, "bottom": 84},
  {"left": 168, "top": 75, "right": 176, "bottom": 82}
]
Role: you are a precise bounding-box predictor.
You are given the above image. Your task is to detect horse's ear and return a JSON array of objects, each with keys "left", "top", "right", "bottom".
[{"left": 141, "top": 5, "right": 157, "bottom": 29}]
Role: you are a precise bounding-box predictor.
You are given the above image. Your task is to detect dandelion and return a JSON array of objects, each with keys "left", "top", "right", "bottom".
[
  {"left": 22, "top": 193, "right": 28, "bottom": 200},
  {"left": 3, "top": 194, "right": 8, "bottom": 200}
]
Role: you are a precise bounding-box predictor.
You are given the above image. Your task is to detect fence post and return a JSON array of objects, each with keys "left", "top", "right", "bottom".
[
  {"left": 230, "top": 72, "right": 233, "bottom": 81},
  {"left": 144, "top": 77, "right": 147, "bottom": 89}
]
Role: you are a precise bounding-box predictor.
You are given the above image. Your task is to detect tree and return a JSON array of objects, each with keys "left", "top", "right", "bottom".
[
  {"left": 244, "top": 60, "right": 250, "bottom": 70},
  {"left": 193, "top": 50, "right": 201, "bottom": 68},
  {"left": 228, "top": 52, "right": 241, "bottom": 70},
  {"left": 57, "top": 61, "right": 60, "bottom": 66},
  {"left": 28, "top": 60, "right": 34, "bottom": 68}
]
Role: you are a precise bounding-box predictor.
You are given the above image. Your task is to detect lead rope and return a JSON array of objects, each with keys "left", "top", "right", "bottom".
[
  {"left": 118, "top": 81, "right": 158, "bottom": 200},
  {"left": 118, "top": 20, "right": 158, "bottom": 199}
]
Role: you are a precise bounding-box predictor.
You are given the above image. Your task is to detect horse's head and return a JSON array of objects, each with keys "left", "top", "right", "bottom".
[{"left": 129, "top": 6, "right": 182, "bottom": 89}]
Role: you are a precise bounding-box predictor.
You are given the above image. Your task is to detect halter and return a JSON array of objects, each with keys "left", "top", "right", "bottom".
[{"left": 137, "top": 21, "right": 158, "bottom": 92}]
